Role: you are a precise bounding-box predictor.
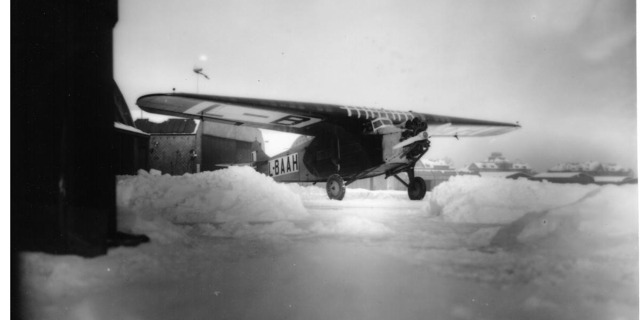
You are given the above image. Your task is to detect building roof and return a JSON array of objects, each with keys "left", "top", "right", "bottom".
[
  {"left": 417, "top": 158, "right": 452, "bottom": 170},
  {"left": 479, "top": 171, "right": 530, "bottom": 179},
  {"left": 114, "top": 122, "right": 149, "bottom": 136},
  {"left": 549, "top": 161, "right": 603, "bottom": 172},
  {"left": 465, "top": 151, "right": 532, "bottom": 173},
  {"left": 533, "top": 172, "right": 590, "bottom": 179},
  {"left": 415, "top": 170, "right": 458, "bottom": 179},
  {"left": 135, "top": 119, "right": 199, "bottom": 134},
  {"left": 114, "top": 81, "right": 135, "bottom": 127},
  {"left": 472, "top": 162, "right": 499, "bottom": 169},
  {"left": 512, "top": 163, "right": 531, "bottom": 169},
  {"left": 602, "top": 163, "right": 625, "bottom": 171},
  {"left": 593, "top": 176, "right": 635, "bottom": 183}
]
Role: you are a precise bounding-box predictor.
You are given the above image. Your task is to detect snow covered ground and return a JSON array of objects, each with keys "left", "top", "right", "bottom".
[{"left": 19, "top": 167, "right": 638, "bottom": 320}]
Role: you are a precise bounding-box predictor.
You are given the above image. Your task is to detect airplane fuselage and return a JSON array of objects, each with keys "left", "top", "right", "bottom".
[{"left": 259, "top": 121, "right": 417, "bottom": 184}]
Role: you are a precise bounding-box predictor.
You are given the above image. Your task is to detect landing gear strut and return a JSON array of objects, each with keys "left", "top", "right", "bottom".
[
  {"left": 326, "top": 174, "right": 346, "bottom": 200},
  {"left": 391, "top": 167, "right": 428, "bottom": 200}
]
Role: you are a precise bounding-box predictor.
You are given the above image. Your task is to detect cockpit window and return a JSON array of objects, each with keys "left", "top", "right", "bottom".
[{"left": 371, "top": 118, "right": 392, "bottom": 131}]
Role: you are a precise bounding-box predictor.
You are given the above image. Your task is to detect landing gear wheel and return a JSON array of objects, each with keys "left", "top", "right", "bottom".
[
  {"left": 326, "top": 174, "right": 346, "bottom": 200},
  {"left": 408, "top": 177, "right": 427, "bottom": 200}
]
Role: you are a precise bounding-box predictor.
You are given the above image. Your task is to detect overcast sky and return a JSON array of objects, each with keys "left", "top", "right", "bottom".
[{"left": 114, "top": 0, "right": 636, "bottom": 172}]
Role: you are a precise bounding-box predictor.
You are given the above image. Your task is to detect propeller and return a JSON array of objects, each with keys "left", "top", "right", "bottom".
[{"left": 393, "top": 130, "right": 429, "bottom": 149}]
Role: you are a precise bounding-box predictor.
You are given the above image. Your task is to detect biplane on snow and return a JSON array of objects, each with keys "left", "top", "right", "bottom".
[{"left": 137, "top": 93, "right": 520, "bottom": 200}]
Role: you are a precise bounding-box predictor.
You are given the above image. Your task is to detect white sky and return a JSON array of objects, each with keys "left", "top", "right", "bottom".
[{"left": 114, "top": 0, "right": 636, "bottom": 172}]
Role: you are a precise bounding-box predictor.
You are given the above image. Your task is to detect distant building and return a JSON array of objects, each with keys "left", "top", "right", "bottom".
[
  {"left": 544, "top": 161, "right": 636, "bottom": 185},
  {"left": 135, "top": 119, "right": 268, "bottom": 175},
  {"left": 346, "top": 158, "right": 459, "bottom": 191},
  {"left": 466, "top": 162, "right": 499, "bottom": 171},
  {"left": 384, "top": 158, "right": 458, "bottom": 191},
  {"left": 419, "top": 158, "right": 454, "bottom": 170},
  {"left": 478, "top": 171, "right": 531, "bottom": 180},
  {"left": 512, "top": 163, "right": 531, "bottom": 171},
  {"left": 602, "top": 163, "right": 630, "bottom": 175},
  {"left": 415, "top": 158, "right": 458, "bottom": 188},
  {"left": 549, "top": 161, "right": 635, "bottom": 177},
  {"left": 530, "top": 172, "right": 595, "bottom": 185},
  {"left": 593, "top": 176, "right": 638, "bottom": 185},
  {"left": 461, "top": 152, "right": 532, "bottom": 175}
]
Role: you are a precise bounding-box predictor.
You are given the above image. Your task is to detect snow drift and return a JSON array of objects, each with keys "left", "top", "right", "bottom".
[
  {"left": 428, "top": 176, "right": 602, "bottom": 224},
  {"left": 116, "top": 167, "right": 307, "bottom": 241},
  {"left": 116, "top": 170, "right": 637, "bottom": 248},
  {"left": 427, "top": 175, "right": 638, "bottom": 251},
  {"left": 21, "top": 168, "right": 638, "bottom": 320}
]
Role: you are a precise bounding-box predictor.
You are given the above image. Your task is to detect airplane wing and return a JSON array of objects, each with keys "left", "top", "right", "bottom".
[{"left": 137, "top": 92, "right": 520, "bottom": 136}]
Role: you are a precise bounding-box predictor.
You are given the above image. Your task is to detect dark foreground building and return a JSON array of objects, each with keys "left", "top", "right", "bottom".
[
  {"left": 13, "top": 1, "right": 125, "bottom": 318},
  {"left": 13, "top": 0, "right": 119, "bottom": 258},
  {"left": 115, "top": 83, "right": 150, "bottom": 175}
]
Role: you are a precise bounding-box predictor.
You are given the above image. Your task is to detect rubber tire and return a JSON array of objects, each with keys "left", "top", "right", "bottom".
[
  {"left": 326, "top": 174, "right": 346, "bottom": 200},
  {"left": 408, "top": 177, "right": 427, "bottom": 200}
]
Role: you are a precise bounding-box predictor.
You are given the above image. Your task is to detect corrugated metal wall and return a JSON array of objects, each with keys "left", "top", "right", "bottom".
[{"left": 149, "top": 135, "right": 198, "bottom": 175}]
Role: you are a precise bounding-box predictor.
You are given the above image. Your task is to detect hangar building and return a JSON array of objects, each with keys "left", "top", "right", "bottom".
[{"left": 134, "top": 119, "right": 269, "bottom": 175}]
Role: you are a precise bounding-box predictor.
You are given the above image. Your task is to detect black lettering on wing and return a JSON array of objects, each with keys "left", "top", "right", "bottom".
[{"left": 272, "top": 115, "right": 311, "bottom": 126}]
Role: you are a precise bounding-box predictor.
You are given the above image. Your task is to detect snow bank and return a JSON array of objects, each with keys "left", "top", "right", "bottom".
[
  {"left": 428, "top": 176, "right": 601, "bottom": 224},
  {"left": 22, "top": 169, "right": 638, "bottom": 320},
  {"left": 116, "top": 167, "right": 307, "bottom": 241},
  {"left": 117, "top": 170, "right": 637, "bottom": 247},
  {"left": 116, "top": 170, "right": 412, "bottom": 241},
  {"left": 286, "top": 183, "right": 407, "bottom": 201},
  {"left": 513, "top": 184, "right": 638, "bottom": 248},
  {"left": 428, "top": 176, "right": 638, "bottom": 251},
  {"left": 285, "top": 184, "right": 327, "bottom": 201}
]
